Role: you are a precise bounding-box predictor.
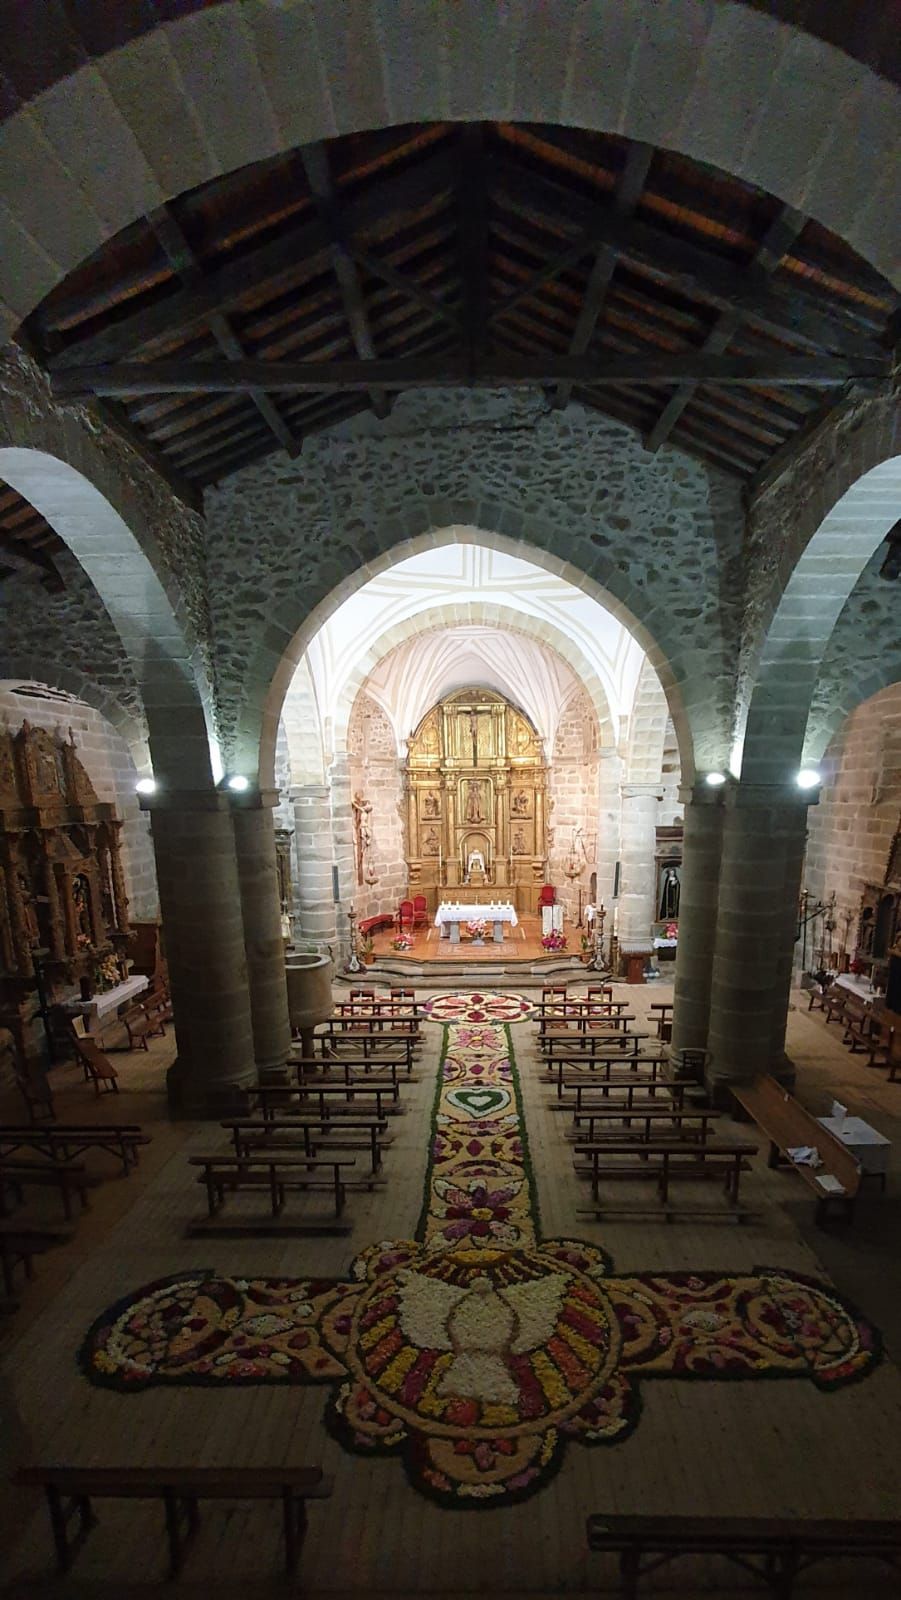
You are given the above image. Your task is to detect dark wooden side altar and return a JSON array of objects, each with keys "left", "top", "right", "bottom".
[
  {"left": 404, "top": 688, "right": 548, "bottom": 914},
  {"left": 0, "top": 720, "right": 131, "bottom": 1066},
  {"left": 855, "top": 820, "right": 901, "bottom": 988}
]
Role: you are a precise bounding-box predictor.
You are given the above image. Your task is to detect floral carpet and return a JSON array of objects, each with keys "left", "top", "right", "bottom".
[{"left": 81, "top": 992, "right": 881, "bottom": 1507}]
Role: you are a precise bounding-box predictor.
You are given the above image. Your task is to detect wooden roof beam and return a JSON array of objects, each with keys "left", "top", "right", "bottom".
[
  {"left": 148, "top": 205, "right": 302, "bottom": 458},
  {"left": 644, "top": 204, "right": 809, "bottom": 453},
  {"left": 0, "top": 528, "right": 64, "bottom": 591},
  {"left": 301, "top": 143, "right": 391, "bottom": 419},
  {"left": 492, "top": 157, "right": 888, "bottom": 360},
  {"left": 458, "top": 124, "right": 490, "bottom": 381},
  {"left": 554, "top": 142, "right": 653, "bottom": 410},
  {"left": 52, "top": 352, "right": 890, "bottom": 398}
]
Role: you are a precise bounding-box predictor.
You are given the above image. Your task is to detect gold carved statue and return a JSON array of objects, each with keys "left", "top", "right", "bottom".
[
  {"left": 464, "top": 780, "right": 484, "bottom": 823},
  {"left": 422, "top": 791, "right": 440, "bottom": 818},
  {"left": 511, "top": 789, "right": 530, "bottom": 816}
]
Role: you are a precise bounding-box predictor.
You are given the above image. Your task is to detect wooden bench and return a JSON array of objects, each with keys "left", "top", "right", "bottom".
[
  {"left": 540, "top": 1031, "right": 651, "bottom": 1061},
  {"left": 0, "top": 1215, "right": 74, "bottom": 1300},
  {"left": 557, "top": 1073, "right": 685, "bottom": 1113},
  {"left": 547, "top": 1054, "right": 670, "bottom": 1099},
  {"left": 73, "top": 1038, "right": 119, "bottom": 1095},
  {"left": 291, "top": 1052, "right": 408, "bottom": 1097},
  {"left": 732, "top": 1075, "right": 861, "bottom": 1223},
  {"left": 15, "top": 1463, "right": 333, "bottom": 1578},
  {"left": 223, "top": 1115, "right": 389, "bottom": 1176},
  {"left": 315, "top": 1027, "right": 418, "bottom": 1070},
  {"left": 575, "top": 1138, "right": 757, "bottom": 1205},
  {"left": 189, "top": 1151, "right": 356, "bottom": 1224},
  {"left": 823, "top": 989, "right": 848, "bottom": 1025},
  {"left": 567, "top": 1105, "right": 722, "bottom": 1144},
  {"left": 251, "top": 1082, "right": 400, "bottom": 1122},
  {"left": 842, "top": 999, "right": 872, "bottom": 1053},
  {"left": 586, "top": 1510, "right": 901, "bottom": 1598},
  {"left": 0, "top": 1123, "right": 149, "bottom": 1175},
  {"left": 0, "top": 1157, "right": 91, "bottom": 1220}
]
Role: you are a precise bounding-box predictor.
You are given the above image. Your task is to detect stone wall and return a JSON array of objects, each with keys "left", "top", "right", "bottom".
[
  {"left": 204, "top": 389, "right": 745, "bottom": 776},
  {"left": 804, "top": 682, "right": 901, "bottom": 942},
  {"left": 549, "top": 687, "right": 600, "bottom": 927},
  {"left": 347, "top": 692, "right": 406, "bottom": 921},
  {"left": 0, "top": 684, "right": 158, "bottom": 919},
  {"left": 659, "top": 719, "right": 683, "bottom": 826}
]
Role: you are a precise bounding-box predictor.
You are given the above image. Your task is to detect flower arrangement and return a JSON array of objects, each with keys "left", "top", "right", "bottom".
[
  {"left": 665, "top": 922, "right": 678, "bottom": 940},
  {"left": 93, "top": 953, "right": 121, "bottom": 992},
  {"left": 391, "top": 934, "right": 413, "bottom": 952},
  {"left": 541, "top": 929, "right": 567, "bottom": 952},
  {"left": 467, "top": 918, "right": 486, "bottom": 940}
]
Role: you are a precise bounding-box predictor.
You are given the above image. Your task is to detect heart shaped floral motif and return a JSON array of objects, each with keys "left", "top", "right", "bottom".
[{"left": 445, "top": 1086, "right": 511, "bottom": 1119}]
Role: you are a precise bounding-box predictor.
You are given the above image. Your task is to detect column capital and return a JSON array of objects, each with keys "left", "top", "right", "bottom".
[
  {"left": 290, "top": 784, "right": 331, "bottom": 803},
  {"left": 621, "top": 782, "right": 664, "bottom": 800}
]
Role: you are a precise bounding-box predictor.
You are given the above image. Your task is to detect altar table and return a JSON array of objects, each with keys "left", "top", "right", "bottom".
[
  {"left": 817, "top": 1114, "right": 890, "bottom": 1178},
  {"left": 68, "top": 975, "right": 149, "bottom": 1032},
  {"left": 435, "top": 902, "right": 518, "bottom": 944},
  {"left": 835, "top": 974, "right": 878, "bottom": 1007}
]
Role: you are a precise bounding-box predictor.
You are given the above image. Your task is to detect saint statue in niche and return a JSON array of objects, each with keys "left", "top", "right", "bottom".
[
  {"left": 72, "top": 873, "right": 94, "bottom": 949},
  {"left": 466, "top": 850, "right": 486, "bottom": 879},
  {"left": 511, "top": 789, "right": 530, "bottom": 816},
  {"left": 422, "top": 791, "right": 440, "bottom": 818},
  {"left": 512, "top": 827, "right": 527, "bottom": 856},
  {"left": 423, "top": 828, "right": 440, "bottom": 856},
  {"left": 464, "top": 780, "right": 484, "bottom": 823},
  {"left": 351, "top": 792, "right": 374, "bottom": 886},
  {"left": 658, "top": 865, "right": 681, "bottom": 920},
  {"left": 17, "top": 872, "right": 40, "bottom": 946}
]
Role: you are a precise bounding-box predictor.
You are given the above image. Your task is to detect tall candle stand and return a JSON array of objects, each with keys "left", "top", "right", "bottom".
[
  {"left": 590, "top": 902, "right": 610, "bottom": 974},
  {"left": 346, "top": 905, "right": 364, "bottom": 974}
]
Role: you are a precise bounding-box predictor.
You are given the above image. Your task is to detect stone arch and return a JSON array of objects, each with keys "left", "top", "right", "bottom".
[
  {"left": 329, "top": 602, "right": 618, "bottom": 756},
  {"left": 742, "top": 451, "right": 901, "bottom": 785},
  {"left": 625, "top": 656, "right": 671, "bottom": 785},
  {"left": 0, "top": 1, "right": 897, "bottom": 341},
  {"left": 257, "top": 521, "right": 698, "bottom": 793},
  {"left": 0, "top": 662, "right": 148, "bottom": 771},
  {"left": 279, "top": 656, "right": 326, "bottom": 787},
  {"left": 0, "top": 355, "right": 215, "bottom": 786}
]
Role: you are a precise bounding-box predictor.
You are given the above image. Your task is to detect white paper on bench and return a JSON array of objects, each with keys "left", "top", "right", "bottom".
[
  {"left": 787, "top": 1145, "right": 822, "bottom": 1168},
  {"left": 814, "top": 1173, "right": 846, "bottom": 1195}
]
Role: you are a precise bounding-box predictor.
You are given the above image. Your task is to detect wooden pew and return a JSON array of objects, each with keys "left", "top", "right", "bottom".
[
  {"left": 223, "top": 1115, "right": 389, "bottom": 1176},
  {"left": 540, "top": 1031, "right": 651, "bottom": 1061},
  {"left": 189, "top": 1152, "right": 356, "bottom": 1227},
  {"left": 567, "top": 1105, "right": 722, "bottom": 1145},
  {"left": 0, "top": 1123, "right": 150, "bottom": 1175},
  {"left": 586, "top": 1511, "right": 901, "bottom": 1598},
  {"left": 290, "top": 1055, "right": 405, "bottom": 1101},
  {"left": 732, "top": 1075, "right": 861, "bottom": 1223},
  {"left": 575, "top": 1138, "right": 757, "bottom": 1212},
  {"left": 251, "top": 1082, "right": 400, "bottom": 1122},
  {"left": 547, "top": 1054, "right": 670, "bottom": 1099},
  {"left": 842, "top": 999, "right": 871, "bottom": 1053},
  {"left": 72, "top": 1038, "right": 119, "bottom": 1096},
  {"left": 315, "top": 1027, "right": 418, "bottom": 1070},
  {"left": 0, "top": 1157, "right": 91, "bottom": 1221},
  {"left": 15, "top": 1464, "right": 333, "bottom": 1579},
  {"left": 556, "top": 1073, "right": 684, "bottom": 1112},
  {"left": 0, "top": 1215, "right": 75, "bottom": 1301}
]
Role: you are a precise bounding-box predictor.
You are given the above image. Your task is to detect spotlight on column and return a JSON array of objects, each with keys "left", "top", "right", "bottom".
[
  {"left": 704, "top": 771, "right": 726, "bottom": 787},
  {"left": 135, "top": 777, "right": 157, "bottom": 795},
  {"left": 226, "top": 774, "right": 250, "bottom": 793},
  {"left": 796, "top": 768, "right": 822, "bottom": 790}
]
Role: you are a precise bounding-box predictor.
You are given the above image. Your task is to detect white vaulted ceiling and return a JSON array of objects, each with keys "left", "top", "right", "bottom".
[{"left": 293, "top": 533, "right": 649, "bottom": 755}]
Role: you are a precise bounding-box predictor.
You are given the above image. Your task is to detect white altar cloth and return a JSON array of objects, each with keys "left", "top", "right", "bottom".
[
  {"left": 835, "top": 974, "right": 878, "bottom": 1006},
  {"left": 541, "top": 905, "right": 564, "bottom": 936},
  {"left": 817, "top": 1115, "right": 890, "bottom": 1176},
  {"left": 435, "top": 902, "right": 518, "bottom": 928},
  {"left": 68, "top": 974, "right": 148, "bottom": 1029}
]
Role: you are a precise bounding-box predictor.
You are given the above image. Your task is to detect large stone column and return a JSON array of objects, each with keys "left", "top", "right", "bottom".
[
  {"left": 232, "top": 796, "right": 292, "bottom": 1075},
  {"left": 706, "top": 784, "right": 810, "bottom": 1086},
  {"left": 617, "top": 782, "right": 662, "bottom": 939},
  {"left": 146, "top": 793, "right": 256, "bottom": 1114},
  {"left": 291, "top": 783, "right": 338, "bottom": 950},
  {"left": 329, "top": 757, "right": 356, "bottom": 962},
  {"left": 672, "top": 787, "right": 725, "bottom": 1057}
]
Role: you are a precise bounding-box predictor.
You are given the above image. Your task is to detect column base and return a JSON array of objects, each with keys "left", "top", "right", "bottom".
[{"left": 165, "top": 1057, "right": 257, "bottom": 1118}]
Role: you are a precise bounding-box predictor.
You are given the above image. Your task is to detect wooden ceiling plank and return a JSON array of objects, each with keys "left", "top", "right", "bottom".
[
  {"left": 0, "top": 527, "right": 64, "bottom": 591},
  {"left": 349, "top": 243, "right": 460, "bottom": 330},
  {"left": 46, "top": 148, "right": 457, "bottom": 372},
  {"left": 645, "top": 203, "right": 808, "bottom": 452},
  {"left": 148, "top": 204, "right": 302, "bottom": 458},
  {"left": 458, "top": 124, "right": 490, "bottom": 380},
  {"left": 555, "top": 141, "right": 653, "bottom": 408},
  {"left": 300, "top": 142, "right": 390, "bottom": 419},
  {"left": 493, "top": 156, "right": 883, "bottom": 359}
]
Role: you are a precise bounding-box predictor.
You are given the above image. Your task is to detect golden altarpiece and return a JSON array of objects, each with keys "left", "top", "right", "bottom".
[
  {"left": 0, "top": 721, "right": 131, "bottom": 1064},
  {"left": 404, "top": 689, "right": 548, "bottom": 914}
]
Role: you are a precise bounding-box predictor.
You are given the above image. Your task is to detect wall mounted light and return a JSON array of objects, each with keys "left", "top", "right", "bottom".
[
  {"left": 226, "top": 774, "right": 250, "bottom": 793},
  {"left": 796, "top": 768, "right": 822, "bottom": 790},
  {"left": 135, "top": 777, "right": 157, "bottom": 795},
  {"left": 704, "top": 771, "right": 727, "bottom": 787}
]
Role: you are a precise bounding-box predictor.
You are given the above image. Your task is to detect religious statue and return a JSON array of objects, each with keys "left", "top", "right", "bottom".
[
  {"left": 72, "top": 873, "right": 94, "bottom": 948},
  {"left": 466, "top": 850, "right": 486, "bottom": 880},
  {"left": 423, "top": 827, "right": 440, "bottom": 856},
  {"left": 512, "top": 827, "right": 527, "bottom": 856},
  {"left": 422, "top": 791, "right": 440, "bottom": 818},
  {"left": 351, "top": 791, "right": 374, "bottom": 886},
  {"left": 658, "top": 865, "right": 681, "bottom": 921},
  {"left": 511, "top": 789, "right": 530, "bottom": 816},
  {"left": 464, "top": 780, "right": 484, "bottom": 824},
  {"left": 17, "top": 872, "right": 40, "bottom": 947}
]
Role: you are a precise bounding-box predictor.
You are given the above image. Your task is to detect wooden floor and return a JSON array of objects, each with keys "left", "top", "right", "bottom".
[{"left": 1, "top": 986, "right": 900, "bottom": 1597}]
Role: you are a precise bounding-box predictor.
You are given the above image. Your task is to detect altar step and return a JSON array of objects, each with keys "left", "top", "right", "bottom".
[{"left": 339, "top": 955, "right": 588, "bottom": 987}]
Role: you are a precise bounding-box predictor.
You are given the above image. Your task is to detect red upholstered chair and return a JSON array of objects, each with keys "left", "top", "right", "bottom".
[
  {"left": 538, "top": 884, "right": 557, "bottom": 907},
  {"left": 397, "top": 898, "right": 414, "bottom": 933},
  {"left": 412, "top": 894, "right": 428, "bottom": 929}
]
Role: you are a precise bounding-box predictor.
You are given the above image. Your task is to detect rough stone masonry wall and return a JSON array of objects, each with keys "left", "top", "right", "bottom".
[
  {"left": 549, "top": 688, "right": 600, "bottom": 928},
  {"left": 804, "top": 682, "right": 901, "bottom": 938},
  {"left": 204, "top": 389, "right": 745, "bottom": 774},
  {"left": 346, "top": 692, "right": 406, "bottom": 922},
  {"left": 806, "top": 545, "right": 901, "bottom": 762},
  {"left": 0, "top": 684, "right": 158, "bottom": 919}
]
